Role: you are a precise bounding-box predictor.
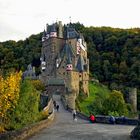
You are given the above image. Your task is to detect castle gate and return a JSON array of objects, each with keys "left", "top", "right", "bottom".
[{"left": 46, "top": 78, "right": 66, "bottom": 96}]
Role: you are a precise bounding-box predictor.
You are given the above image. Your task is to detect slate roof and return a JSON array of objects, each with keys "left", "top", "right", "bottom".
[
  {"left": 60, "top": 43, "right": 75, "bottom": 64},
  {"left": 66, "top": 24, "right": 79, "bottom": 39},
  {"left": 50, "top": 24, "right": 57, "bottom": 32},
  {"left": 22, "top": 64, "right": 37, "bottom": 80}
]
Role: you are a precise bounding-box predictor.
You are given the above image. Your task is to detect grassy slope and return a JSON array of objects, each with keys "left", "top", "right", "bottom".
[{"left": 78, "top": 82, "right": 111, "bottom": 115}]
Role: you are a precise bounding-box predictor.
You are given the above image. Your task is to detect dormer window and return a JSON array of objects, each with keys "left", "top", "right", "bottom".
[{"left": 66, "top": 64, "right": 73, "bottom": 71}]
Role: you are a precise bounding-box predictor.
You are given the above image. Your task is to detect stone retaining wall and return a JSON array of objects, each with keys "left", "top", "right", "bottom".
[
  {"left": 43, "top": 99, "right": 54, "bottom": 115},
  {"left": 95, "top": 115, "right": 138, "bottom": 125},
  {"left": 62, "top": 101, "right": 138, "bottom": 126},
  {"left": 0, "top": 99, "right": 54, "bottom": 140}
]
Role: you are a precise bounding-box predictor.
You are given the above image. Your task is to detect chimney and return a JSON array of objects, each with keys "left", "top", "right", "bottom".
[{"left": 58, "top": 21, "right": 63, "bottom": 38}]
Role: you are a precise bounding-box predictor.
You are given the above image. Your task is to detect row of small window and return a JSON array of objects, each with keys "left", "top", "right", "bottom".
[{"left": 61, "top": 72, "right": 88, "bottom": 77}]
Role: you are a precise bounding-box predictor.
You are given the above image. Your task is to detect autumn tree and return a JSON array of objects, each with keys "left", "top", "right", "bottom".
[{"left": 0, "top": 72, "right": 22, "bottom": 132}]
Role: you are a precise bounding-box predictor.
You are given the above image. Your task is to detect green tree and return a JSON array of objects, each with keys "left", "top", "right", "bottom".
[
  {"left": 104, "top": 35, "right": 117, "bottom": 51},
  {"left": 103, "top": 90, "right": 128, "bottom": 116},
  {"left": 9, "top": 80, "right": 41, "bottom": 130},
  {"left": 119, "top": 61, "right": 128, "bottom": 74},
  {"left": 103, "top": 60, "right": 112, "bottom": 81}
]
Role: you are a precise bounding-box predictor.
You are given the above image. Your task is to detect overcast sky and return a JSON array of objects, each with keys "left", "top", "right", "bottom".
[{"left": 0, "top": 0, "right": 140, "bottom": 42}]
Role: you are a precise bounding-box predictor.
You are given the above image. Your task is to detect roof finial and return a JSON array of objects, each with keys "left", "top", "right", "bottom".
[
  {"left": 56, "top": 18, "right": 58, "bottom": 23},
  {"left": 69, "top": 16, "right": 71, "bottom": 23}
]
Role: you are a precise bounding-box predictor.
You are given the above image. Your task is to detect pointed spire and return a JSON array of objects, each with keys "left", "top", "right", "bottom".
[
  {"left": 46, "top": 24, "right": 48, "bottom": 33},
  {"left": 67, "top": 51, "right": 72, "bottom": 64},
  {"left": 69, "top": 16, "right": 72, "bottom": 24},
  {"left": 42, "top": 29, "right": 46, "bottom": 37},
  {"left": 42, "top": 29, "right": 47, "bottom": 42}
]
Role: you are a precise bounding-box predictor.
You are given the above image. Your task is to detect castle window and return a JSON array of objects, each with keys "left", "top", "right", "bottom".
[
  {"left": 84, "top": 58, "right": 86, "bottom": 63},
  {"left": 63, "top": 72, "right": 65, "bottom": 75}
]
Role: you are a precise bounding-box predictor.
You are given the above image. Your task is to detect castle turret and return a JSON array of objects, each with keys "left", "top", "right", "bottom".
[
  {"left": 50, "top": 24, "right": 57, "bottom": 37},
  {"left": 129, "top": 87, "right": 137, "bottom": 113},
  {"left": 42, "top": 30, "right": 46, "bottom": 42},
  {"left": 46, "top": 24, "right": 49, "bottom": 39}
]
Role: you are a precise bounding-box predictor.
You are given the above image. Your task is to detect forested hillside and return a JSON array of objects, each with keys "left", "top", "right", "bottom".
[
  {"left": 0, "top": 33, "right": 42, "bottom": 75},
  {"left": 84, "top": 27, "right": 140, "bottom": 88},
  {"left": 0, "top": 23, "right": 139, "bottom": 110},
  {"left": 80, "top": 26, "right": 140, "bottom": 111}
]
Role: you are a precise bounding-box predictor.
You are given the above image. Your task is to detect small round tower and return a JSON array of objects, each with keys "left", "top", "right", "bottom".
[{"left": 129, "top": 87, "right": 137, "bottom": 113}]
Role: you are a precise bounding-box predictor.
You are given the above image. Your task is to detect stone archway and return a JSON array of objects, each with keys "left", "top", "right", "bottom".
[{"left": 46, "top": 85, "right": 66, "bottom": 96}]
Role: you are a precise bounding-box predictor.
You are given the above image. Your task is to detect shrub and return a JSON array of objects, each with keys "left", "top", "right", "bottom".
[
  {"left": 31, "top": 80, "right": 45, "bottom": 92},
  {"left": 77, "top": 82, "right": 111, "bottom": 116},
  {"left": 88, "top": 95, "right": 105, "bottom": 115},
  {"left": 8, "top": 79, "right": 41, "bottom": 130},
  {"left": 108, "top": 111, "right": 119, "bottom": 117},
  {"left": 103, "top": 90, "right": 128, "bottom": 116}
]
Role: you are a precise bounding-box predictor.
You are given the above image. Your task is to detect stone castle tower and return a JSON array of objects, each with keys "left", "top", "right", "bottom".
[
  {"left": 40, "top": 21, "right": 89, "bottom": 109},
  {"left": 129, "top": 88, "right": 137, "bottom": 113}
]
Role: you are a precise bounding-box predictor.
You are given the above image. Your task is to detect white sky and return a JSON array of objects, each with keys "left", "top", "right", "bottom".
[{"left": 0, "top": 0, "right": 140, "bottom": 42}]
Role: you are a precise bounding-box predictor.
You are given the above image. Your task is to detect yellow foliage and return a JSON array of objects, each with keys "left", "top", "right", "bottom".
[
  {"left": 0, "top": 126, "right": 5, "bottom": 133},
  {"left": 0, "top": 71, "right": 22, "bottom": 132},
  {"left": 31, "top": 80, "right": 45, "bottom": 91}
]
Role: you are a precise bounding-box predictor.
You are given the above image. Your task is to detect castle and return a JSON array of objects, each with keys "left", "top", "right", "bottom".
[{"left": 40, "top": 21, "right": 89, "bottom": 109}]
